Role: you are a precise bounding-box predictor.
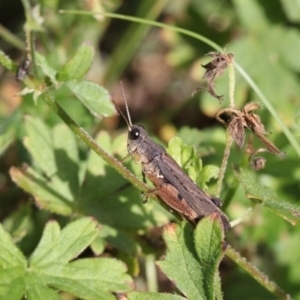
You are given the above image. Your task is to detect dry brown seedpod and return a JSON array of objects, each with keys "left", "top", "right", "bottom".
[{"left": 216, "top": 102, "right": 285, "bottom": 162}]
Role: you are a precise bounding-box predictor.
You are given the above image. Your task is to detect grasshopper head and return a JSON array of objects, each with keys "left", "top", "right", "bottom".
[{"left": 127, "top": 125, "right": 147, "bottom": 154}]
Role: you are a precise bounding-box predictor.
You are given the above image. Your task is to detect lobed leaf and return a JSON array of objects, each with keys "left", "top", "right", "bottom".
[
  {"left": 9, "top": 165, "right": 73, "bottom": 215},
  {"left": 233, "top": 166, "right": 300, "bottom": 225},
  {"left": 56, "top": 41, "right": 95, "bottom": 81},
  {"left": 194, "top": 214, "right": 225, "bottom": 297},
  {"left": 0, "top": 268, "right": 26, "bottom": 300},
  {"left": 197, "top": 165, "right": 220, "bottom": 191},
  {"left": 66, "top": 80, "right": 115, "bottom": 118},
  {"left": 0, "top": 218, "right": 133, "bottom": 300},
  {"left": 37, "top": 258, "right": 133, "bottom": 300},
  {"left": 157, "top": 219, "right": 225, "bottom": 300},
  {"left": 0, "top": 225, "right": 27, "bottom": 269},
  {"left": 30, "top": 218, "right": 99, "bottom": 266},
  {"left": 23, "top": 116, "right": 56, "bottom": 177},
  {"left": 167, "top": 136, "right": 221, "bottom": 191}
]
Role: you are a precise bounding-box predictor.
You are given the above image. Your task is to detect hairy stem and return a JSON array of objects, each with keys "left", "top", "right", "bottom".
[
  {"left": 42, "top": 90, "right": 149, "bottom": 194},
  {"left": 216, "top": 130, "right": 233, "bottom": 198},
  {"left": 226, "top": 245, "right": 291, "bottom": 300}
]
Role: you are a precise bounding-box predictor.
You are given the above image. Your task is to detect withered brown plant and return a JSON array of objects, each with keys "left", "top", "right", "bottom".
[
  {"left": 194, "top": 52, "right": 234, "bottom": 102},
  {"left": 216, "top": 102, "right": 285, "bottom": 169}
]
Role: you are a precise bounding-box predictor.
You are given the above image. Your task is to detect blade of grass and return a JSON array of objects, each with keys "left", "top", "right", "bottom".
[{"left": 59, "top": 10, "right": 300, "bottom": 159}]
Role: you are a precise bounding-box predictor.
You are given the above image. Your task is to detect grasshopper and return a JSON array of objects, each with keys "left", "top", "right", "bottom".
[{"left": 114, "top": 95, "right": 231, "bottom": 231}]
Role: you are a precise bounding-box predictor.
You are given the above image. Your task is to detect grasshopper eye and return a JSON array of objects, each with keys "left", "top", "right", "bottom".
[{"left": 129, "top": 127, "right": 140, "bottom": 140}]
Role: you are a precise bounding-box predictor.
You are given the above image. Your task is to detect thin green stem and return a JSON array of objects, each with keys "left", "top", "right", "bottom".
[
  {"left": 215, "top": 130, "right": 233, "bottom": 198},
  {"left": 0, "top": 24, "right": 26, "bottom": 50},
  {"left": 234, "top": 62, "right": 300, "bottom": 158},
  {"left": 59, "top": 10, "right": 223, "bottom": 52},
  {"left": 216, "top": 61, "right": 236, "bottom": 198},
  {"left": 59, "top": 9, "right": 300, "bottom": 159},
  {"left": 228, "top": 62, "right": 235, "bottom": 109},
  {"left": 226, "top": 245, "right": 291, "bottom": 300},
  {"left": 145, "top": 254, "right": 158, "bottom": 292}
]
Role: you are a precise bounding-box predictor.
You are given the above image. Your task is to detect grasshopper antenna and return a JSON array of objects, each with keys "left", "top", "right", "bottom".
[
  {"left": 112, "top": 82, "right": 133, "bottom": 130},
  {"left": 120, "top": 81, "right": 133, "bottom": 129}
]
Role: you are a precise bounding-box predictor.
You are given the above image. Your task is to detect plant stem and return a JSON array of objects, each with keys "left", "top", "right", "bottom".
[
  {"left": 226, "top": 245, "right": 292, "bottom": 300},
  {"left": 234, "top": 62, "right": 300, "bottom": 158},
  {"left": 145, "top": 254, "right": 158, "bottom": 292},
  {"left": 59, "top": 9, "right": 300, "bottom": 159},
  {"left": 59, "top": 10, "right": 223, "bottom": 52},
  {"left": 215, "top": 131, "right": 233, "bottom": 198},
  {"left": 0, "top": 24, "right": 26, "bottom": 50},
  {"left": 42, "top": 90, "right": 149, "bottom": 194},
  {"left": 228, "top": 62, "right": 235, "bottom": 109},
  {"left": 215, "top": 61, "right": 235, "bottom": 198}
]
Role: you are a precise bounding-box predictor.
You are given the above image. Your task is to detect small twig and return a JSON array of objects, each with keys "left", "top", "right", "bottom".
[
  {"left": 216, "top": 130, "right": 233, "bottom": 198},
  {"left": 226, "top": 245, "right": 292, "bottom": 300}
]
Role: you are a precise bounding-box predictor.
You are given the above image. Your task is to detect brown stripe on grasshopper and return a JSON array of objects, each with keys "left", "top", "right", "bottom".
[{"left": 145, "top": 172, "right": 199, "bottom": 224}]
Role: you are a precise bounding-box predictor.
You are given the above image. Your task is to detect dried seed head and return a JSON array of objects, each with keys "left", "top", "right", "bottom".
[
  {"left": 250, "top": 156, "right": 267, "bottom": 170},
  {"left": 198, "top": 51, "right": 234, "bottom": 102},
  {"left": 228, "top": 117, "right": 245, "bottom": 148}
]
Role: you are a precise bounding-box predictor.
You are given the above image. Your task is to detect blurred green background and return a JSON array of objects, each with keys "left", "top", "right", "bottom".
[{"left": 0, "top": 0, "right": 300, "bottom": 299}]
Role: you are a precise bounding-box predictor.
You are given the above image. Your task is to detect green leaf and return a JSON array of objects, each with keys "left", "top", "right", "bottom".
[
  {"left": 30, "top": 218, "right": 99, "bottom": 266},
  {"left": 232, "top": 0, "right": 269, "bottom": 32},
  {"left": 0, "top": 224, "right": 27, "bottom": 268},
  {"left": 3, "top": 203, "right": 31, "bottom": 242},
  {"left": 66, "top": 80, "right": 116, "bottom": 118},
  {"left": 0, "top": 49, "right": 17, "bottom": 72},
  {"left": 197, "top": 165, "right": 220, "bottom": 190},
  {"left": 167, "top": 137, "right": 183, "bottom": 166},
  {"left": 25, "top": 282, "right": 62, "bottom": 300},
  {"left": 157, "top": 220, "right": 225, "bottom": 300},
  {"left": 11, "top": 118, "right": 82, "bottom": 215},
  {"left": 233, "top": 166, "right": 300, "bottom": 225},
  {"left": 128, "top": 292, "right": 185, "bottom": 300},
  {"left": 9, "top": 165, "right": 73, "bottom": 215},
  {"left": 281, "top": 0, "right": 300, "bottom": 23},
  {"left": 23, "top": 116, "right": 56, "bottom": 177},
  {"left": 52, "top": 123, "right": 80, "bottom": 197},
  {"left": 0, "top": 218, "right": 133, "bottom": 300},
  {"left": 167, "top": 136, "right": 220, "bottom": 190},
  {"left": 0, "top": 224, "right": 27, "bottom": 300},
  {"left": 0, "top": 268, "right": 26, "bottom": 300},
  {"left": 35, "top": 52, "right": 57, "bottom": 84},
  {"left": 90, "top": 235, "right": 105, "bottom": 256},
  {"left": 37, "top": 258, "right": 133, "bottom": 300},
  {"left": 0, "top": 112, "right": 18, "bottom": 156},
  {"left": 57, "top": 41, "right": 95, "bottom": 81},
  {"left": 194, "top": 214, "right": 225, "bottom": 297},
  {"left": 99, "top": 225, "right": 139, "bottom": 255}
]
